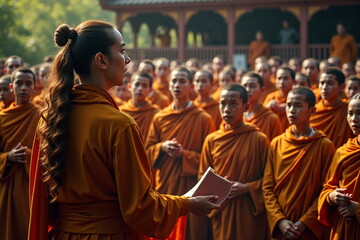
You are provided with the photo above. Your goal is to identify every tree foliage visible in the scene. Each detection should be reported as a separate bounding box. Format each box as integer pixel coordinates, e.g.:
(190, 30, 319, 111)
(0, 0, 114, 65)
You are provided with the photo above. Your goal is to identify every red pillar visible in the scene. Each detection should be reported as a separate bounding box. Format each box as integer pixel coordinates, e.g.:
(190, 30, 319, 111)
(178, 10, 185, 62)
(299, 5, 308, 60)
(227, 8, 235, 64)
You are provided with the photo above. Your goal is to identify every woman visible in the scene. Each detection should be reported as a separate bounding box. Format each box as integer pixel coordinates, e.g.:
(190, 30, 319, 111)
(28, 20, 218, 240)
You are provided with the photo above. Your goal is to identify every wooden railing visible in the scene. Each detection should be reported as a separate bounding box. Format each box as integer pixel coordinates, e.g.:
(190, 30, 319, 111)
(126, 44, 359, 63)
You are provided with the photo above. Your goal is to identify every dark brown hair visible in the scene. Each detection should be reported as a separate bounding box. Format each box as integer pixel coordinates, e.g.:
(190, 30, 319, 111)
(40, 20, 117, 202)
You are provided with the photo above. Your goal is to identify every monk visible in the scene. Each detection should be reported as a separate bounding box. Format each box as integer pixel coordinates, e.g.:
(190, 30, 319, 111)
(342, 62, 356, 78)
(138, 59, 170, 109)
(248, 31, 270, 70)
(330, 23, 357, 64)
(255, 62, 277, 104)
(345, 76, 360, 99)
(0, 67, 40, 240)
(356, 58, 360, 78)
(153, 57, 172, 101)
(120, 71, 160, 141)
(211, 55, 225, 87)
(242, 72, 282, 140)
(193, 70, 222, 129)
(264, 67, 296, 130)
(0, 74, 14, 110)
(310, 67, 354, 148)
(288, 57, 301, 73)
(294, 73, 311, 88)
(33, 62, 51, 107)
(199, 83, 269, 240)
(4, 55, 22, 75)
(302, 58, 319, 89)
(269, 56, 283, 84)
(318, 93, 360, 239)
(211, 70, 235, 101)
(146, 67, 215, 240)
(263, 87, 335, 240)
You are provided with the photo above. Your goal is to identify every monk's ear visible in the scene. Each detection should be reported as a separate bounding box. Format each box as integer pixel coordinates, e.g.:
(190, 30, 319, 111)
(243, 102, 249, 112)
(94, 52, 108, 70)
(310, 106, 316, 115)
(339, 83, 346, 91)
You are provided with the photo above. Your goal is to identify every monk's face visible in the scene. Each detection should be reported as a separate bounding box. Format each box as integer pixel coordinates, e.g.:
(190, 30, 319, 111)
(347, 99, 360, 135)
(276, 69, 294, 95)
(255, 64, 271, 84)
(219, 73, 234, 87)
(319, 73, 342, 101)
(170, 70, 193, 100)
(212, 57, 224, 74)
(286, 93, 314, 126)
(293, 75, 309, 88)
(194, 72, 212, 96)
(302, 60, 319, 84)
(241, 76, 262, 104)
(342, 63, 355, 78)
(10, 72, 35, 105)
(130, 75, 151, 103)
(220, 90, 248, 126)
(289, 59, 301, 73)
(155, 60, 170, 81)
(345, 80, 360, 99)
(0, 80, 14, 105)
(355, 60, 360, 75)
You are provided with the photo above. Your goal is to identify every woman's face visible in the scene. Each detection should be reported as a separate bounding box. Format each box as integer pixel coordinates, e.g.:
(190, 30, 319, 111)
(105, 29, 131, 88)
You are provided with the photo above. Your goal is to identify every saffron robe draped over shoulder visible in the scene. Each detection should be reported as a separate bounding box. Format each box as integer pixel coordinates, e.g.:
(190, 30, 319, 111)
(263, 127, 335, 239)
(330, 33, 357, 64)
(259, 82, 277, 104)
(146, 90, 170, 109)
(120, 101, 160, 140)
(244, 105, 283, 140)
(0, 103, 39, 240)
(263, 90, 289, 130)
(146, 103, 215, 195)
(28, 85, 189, 240)
(194, 98, 222, 129)
(199, 124, 269, 240)
(318, 137, 360, 240)
(310, 99, 354, 148)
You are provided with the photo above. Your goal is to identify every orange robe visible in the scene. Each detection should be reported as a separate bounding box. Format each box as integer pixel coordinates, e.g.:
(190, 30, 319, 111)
(259, 82, 277, 104)
(330, 33, 357, 64)
(244, 105, 283, 140)
(194, 98, 222, 129)
(210, 87, 221, 102)
(0, 103, 39, 240)
(146, 103, 215, 195)
(120, 101, 160, 141)
(153, 80, 173, 102)
(199, 124, 269, 240)
(263, 90, 289, 131)
(263, 127, 335, 239)
(28, 85, 189, 240)
(248, 40, 270, 69)
(146, 90, 170, 109)
(318, 137, 360, 240)
(310, 99, 354, 148)
(32, 90, 45, 108)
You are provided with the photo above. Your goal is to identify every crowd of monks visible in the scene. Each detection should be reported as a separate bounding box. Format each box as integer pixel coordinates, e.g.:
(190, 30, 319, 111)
(0, 48, 360, 240)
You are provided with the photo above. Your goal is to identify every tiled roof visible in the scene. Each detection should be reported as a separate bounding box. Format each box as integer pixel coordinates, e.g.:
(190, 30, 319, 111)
(106, 0, 231, 6)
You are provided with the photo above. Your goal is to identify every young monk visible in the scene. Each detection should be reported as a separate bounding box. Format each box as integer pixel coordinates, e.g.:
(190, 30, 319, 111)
(0, 67, 40, 240)
(264, 67, 296, 130)
(356, 58, 360, 77)
(153, 57, 172, 101)
(310, 67, 354, 148)
(288, 57, 301, 73)
(294, 73, 311, 88)
(342, 62, 356, 78)
(146, 67, 215, 240)
(263, 87, 335, 240)
(4, 55, 23, 75)
(138, 59, 170, 109)
(242, 72, 282, 140)
(0, 74, 14, 110)
(345, 76, 360, 99)
(33, 62, 51, 107)
(255, 62, 277, 104)
(302, 58, 319, 89)
(269, 56, 283, 84)
(211, 55, 225, 87)
(120, 71, 160, 140)
(28, 21, 218, 240)
(199, 83, 269, 240)
(211, 69, 235, 101)
(318, 93, 360, 239)
(193, 70, 222, 129)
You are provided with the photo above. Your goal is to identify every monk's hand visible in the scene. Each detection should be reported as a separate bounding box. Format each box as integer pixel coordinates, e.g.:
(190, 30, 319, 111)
(7, 143, 27, 164)
(228, 181, 249, 199)
(161, 138, 182, 157)
(329, 188, 352, 206)
(278, 219, 300, 239)
(293, 221, 307, 236)
(338, 201, 358, 218)
(188, 195, 220, 216)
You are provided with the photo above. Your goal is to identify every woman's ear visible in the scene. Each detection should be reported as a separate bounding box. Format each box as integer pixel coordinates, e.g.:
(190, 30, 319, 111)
(94, 52, 108, 70)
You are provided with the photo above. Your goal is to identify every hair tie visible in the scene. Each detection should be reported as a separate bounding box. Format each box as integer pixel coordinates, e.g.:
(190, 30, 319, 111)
(68, 28, 77, 41)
